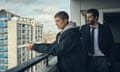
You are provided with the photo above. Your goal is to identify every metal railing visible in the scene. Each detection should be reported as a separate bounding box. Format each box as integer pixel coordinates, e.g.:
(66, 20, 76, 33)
(6, 54, 51, 72)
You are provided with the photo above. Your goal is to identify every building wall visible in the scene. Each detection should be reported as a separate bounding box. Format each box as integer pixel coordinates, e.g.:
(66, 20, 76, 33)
(80, 0, 120, 10)
(8, 20, 17, 69)
(70, 0, 81, 26)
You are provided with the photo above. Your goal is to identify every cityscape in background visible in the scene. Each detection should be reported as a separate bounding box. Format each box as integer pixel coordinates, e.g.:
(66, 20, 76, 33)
(0, 9, 45, 72)
(0, 0, 120, 72)
(0, 0, 70, 72)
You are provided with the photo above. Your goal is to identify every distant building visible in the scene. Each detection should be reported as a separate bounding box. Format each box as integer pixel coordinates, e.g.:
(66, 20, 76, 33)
(43, 31, 57, 43)
(0, 9, 43, 72)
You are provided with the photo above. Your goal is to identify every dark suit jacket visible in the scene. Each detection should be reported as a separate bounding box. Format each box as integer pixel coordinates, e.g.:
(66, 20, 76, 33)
(81, 23, 115, 62)
(32, 27, 85, 72)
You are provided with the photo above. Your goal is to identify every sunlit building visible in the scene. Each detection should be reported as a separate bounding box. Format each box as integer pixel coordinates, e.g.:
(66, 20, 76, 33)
(0, 9, 43, 72)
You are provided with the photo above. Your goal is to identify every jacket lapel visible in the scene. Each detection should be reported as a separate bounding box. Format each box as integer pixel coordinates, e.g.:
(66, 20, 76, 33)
(56, 32, 62, 44)
(85, 24, 90, 40)
(98, 24, 103, 49)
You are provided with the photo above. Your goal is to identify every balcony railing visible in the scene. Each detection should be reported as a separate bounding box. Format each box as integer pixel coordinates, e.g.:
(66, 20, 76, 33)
(6, 54, 57, 72)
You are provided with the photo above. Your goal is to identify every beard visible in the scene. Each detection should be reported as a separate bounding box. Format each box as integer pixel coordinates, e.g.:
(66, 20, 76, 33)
(87, 20, 96, 25)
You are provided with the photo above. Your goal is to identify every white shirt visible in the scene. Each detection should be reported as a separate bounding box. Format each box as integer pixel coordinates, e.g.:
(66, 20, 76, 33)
(90, 24, 104, 56)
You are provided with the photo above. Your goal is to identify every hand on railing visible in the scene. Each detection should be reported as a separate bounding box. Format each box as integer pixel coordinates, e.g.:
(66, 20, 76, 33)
(27, 41, 34, 50)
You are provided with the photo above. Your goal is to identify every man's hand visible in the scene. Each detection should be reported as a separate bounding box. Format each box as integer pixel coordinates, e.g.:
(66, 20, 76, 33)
(28, 42, 34, 50)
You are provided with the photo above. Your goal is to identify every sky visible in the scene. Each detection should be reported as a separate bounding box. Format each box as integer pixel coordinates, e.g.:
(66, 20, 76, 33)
(0, 0, 70, 33)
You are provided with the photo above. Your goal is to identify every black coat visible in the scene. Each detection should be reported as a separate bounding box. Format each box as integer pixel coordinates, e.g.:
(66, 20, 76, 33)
(81, 23, 115, 62)
(32, 27, 86, 72)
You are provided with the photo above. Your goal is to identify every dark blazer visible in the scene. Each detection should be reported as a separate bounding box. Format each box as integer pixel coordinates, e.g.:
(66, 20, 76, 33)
(81, 23, 115, 62)
(32, 27, 85, 72)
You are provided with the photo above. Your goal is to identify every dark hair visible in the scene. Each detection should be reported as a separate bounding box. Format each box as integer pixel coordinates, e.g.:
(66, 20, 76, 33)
(87, 8, 99, 19)
(54, 11, 69, 20)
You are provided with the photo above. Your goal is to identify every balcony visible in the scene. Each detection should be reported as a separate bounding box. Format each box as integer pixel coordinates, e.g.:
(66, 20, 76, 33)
(5, 43, 120, 72)
(6, 54, 57, 72)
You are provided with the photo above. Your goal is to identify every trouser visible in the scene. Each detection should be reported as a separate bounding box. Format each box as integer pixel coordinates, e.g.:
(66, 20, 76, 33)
(87, 56, 109, 72)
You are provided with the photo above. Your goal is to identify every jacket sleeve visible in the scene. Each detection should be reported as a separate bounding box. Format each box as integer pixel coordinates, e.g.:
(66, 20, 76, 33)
(32, 30, 80, 56)
(105, 25, 116, 62)
(106, 26, 115, 49)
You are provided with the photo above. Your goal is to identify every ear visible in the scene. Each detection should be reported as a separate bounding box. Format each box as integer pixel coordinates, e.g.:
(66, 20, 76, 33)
(95, 16, 98, 21)
(64, 19, 68, 24)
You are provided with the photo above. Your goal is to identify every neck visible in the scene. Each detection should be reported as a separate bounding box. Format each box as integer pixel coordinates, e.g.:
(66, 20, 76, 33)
(91, 22, 97, 27)
(61, 25, 67, 30)
(62, 22, 69, 30)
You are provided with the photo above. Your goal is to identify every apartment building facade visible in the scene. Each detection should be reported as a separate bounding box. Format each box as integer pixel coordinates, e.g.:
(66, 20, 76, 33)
(0, 9, 43, 72)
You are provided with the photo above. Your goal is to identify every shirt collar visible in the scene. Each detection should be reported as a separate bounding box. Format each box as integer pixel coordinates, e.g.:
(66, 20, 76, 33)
(90, 23, 99, 29)
(62, 21, 76, 32)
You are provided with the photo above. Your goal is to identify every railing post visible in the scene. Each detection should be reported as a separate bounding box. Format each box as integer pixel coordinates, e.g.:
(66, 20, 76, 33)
(46, 56, 49, 66)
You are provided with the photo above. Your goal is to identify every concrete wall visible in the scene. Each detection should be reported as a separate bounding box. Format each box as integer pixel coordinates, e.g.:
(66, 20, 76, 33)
(80, 0, 120, 10)
(70, 0, 80, 26)
(8, 20, 17, 69)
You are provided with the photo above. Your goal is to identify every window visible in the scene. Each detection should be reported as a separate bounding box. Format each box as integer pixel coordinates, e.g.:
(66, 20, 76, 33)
(0, 34, 7, 39)
(0, 48, 7, 52)
(0, 54, 8, 58)
(0, 22, 7, 27)
(0, 40, 8, 45)
(17, 47, 22, 65)
(0, 66, 7, 71)
(0, 28, 7, 33)
(0, 59, 8, 64)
